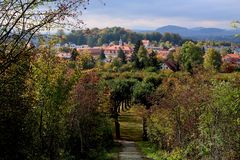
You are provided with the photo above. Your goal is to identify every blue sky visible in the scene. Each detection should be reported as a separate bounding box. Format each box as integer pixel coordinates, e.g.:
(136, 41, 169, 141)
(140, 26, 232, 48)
(80, 0, 240, 30)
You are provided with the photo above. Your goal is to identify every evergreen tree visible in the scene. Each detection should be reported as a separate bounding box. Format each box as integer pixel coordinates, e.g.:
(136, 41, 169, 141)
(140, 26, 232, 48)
(117, 48, 127, 64)
(137, 46, 149, 69)
(131, 40, 143, 62)
(99, 49, 106, 61)
(71, 48, 79, 61)
(149, 50, 158, 68)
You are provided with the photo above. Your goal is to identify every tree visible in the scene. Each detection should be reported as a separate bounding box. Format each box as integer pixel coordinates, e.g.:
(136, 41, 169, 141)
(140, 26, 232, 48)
(133, 82, 154, 140)
(231, 20, 240, 37)
(99, 49, 106, 61)
(131, 40, 142, 66)
(0, 0, 89, 75)
(71, 48, 79, 61)
(149, 50, 158, 68)
(68, 72, 113, 159)
(199, 82, 240, 159)
(117, 48, 127, 64)
(137, 46, 149, 69)
(79, 50, 95, 69)
(180, 41, 204, 72)
(0, 47, 32, 159)
(108, 79, 137, 139)
(220, 47, 232, 57)
(203, 48, 222, 71)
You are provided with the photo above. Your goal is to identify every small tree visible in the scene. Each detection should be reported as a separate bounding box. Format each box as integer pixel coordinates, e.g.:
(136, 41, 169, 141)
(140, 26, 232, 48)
(79, 50, 95, 69)
(117, 48, 127, 64)
(149, 50, 158, 68)
(99, 49, 106, 61)
(203, 48, 222, 71)
(71, 48, 79, 61)
(137, 46, 149, 69)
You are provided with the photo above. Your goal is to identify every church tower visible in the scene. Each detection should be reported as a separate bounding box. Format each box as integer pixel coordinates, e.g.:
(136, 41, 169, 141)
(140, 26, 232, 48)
(119, 38, 123, 46)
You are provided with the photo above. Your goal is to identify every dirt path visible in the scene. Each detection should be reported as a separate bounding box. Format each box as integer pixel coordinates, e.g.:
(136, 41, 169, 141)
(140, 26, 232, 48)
(118, 140, 149, 160)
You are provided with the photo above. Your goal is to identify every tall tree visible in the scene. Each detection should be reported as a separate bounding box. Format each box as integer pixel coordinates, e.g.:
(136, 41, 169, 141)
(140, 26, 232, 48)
(137, 46, 149, 69)
(131, 40, 142, 65)
(149, 50, 158, 68)
(0, 48, 32, 159)
(117, 48, 127, 64)
(133, 82, 154, 140)
(0, 0, 89, 75)
(30, 45, 77, 159)
(108, 79, 137, 139)
(180, 41, 204, 72)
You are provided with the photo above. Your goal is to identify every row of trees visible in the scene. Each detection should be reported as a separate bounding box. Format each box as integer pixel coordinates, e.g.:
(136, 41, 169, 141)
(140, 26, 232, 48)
(1, 40, 113, 159)
(58, 27, 184, 46)
(167, 41, 236, 73)
(145, 72, 240, 159)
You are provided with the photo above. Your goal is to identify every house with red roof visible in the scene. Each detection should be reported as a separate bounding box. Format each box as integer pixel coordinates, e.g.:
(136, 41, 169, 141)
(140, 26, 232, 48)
(77, 47, 102, 58)
(223, 54, 240, 65)
(103, 39, 133, 59)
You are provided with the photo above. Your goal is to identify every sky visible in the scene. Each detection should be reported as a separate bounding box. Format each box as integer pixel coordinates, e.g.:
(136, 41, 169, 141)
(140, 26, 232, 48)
(80, 0, 240, 30)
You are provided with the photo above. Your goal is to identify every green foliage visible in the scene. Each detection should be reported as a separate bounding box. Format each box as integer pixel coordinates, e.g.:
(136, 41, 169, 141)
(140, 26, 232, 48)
(220, 47, 232, 56)
(29, 49, 77, 159)
(111, 58, 121, 71)
(99, 49, 106, 61)
(161, 32, 183, 45)
(199, 82, 240, 159)
(149, 50, 159, 68)
(71, 48, 79, 61)
(78, 50, 95, 69)
(66, 72, 113, 159)
(203, 48, 222, 71)
(137, 142, 186, 160)
(0, 49, 32, 159)
(137, 46, 149, 69)
(61, 27, 184, 47)
(117, 48, 127, 64)
(133, 81, 154, 108)
(180, 41, 204, 72)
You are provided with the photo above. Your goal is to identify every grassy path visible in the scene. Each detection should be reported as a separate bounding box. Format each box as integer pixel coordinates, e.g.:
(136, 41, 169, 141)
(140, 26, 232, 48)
(118, 107, 143, 141)
(118, 140, 150, 160)
(111, 107, 152, 160)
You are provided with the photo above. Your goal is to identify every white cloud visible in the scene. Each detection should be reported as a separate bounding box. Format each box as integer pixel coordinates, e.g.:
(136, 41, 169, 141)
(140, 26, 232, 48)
(81, 14, 232, 30)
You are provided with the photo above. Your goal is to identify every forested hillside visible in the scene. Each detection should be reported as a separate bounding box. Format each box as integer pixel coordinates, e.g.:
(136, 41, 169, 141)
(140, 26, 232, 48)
(59, 27, 183, 46)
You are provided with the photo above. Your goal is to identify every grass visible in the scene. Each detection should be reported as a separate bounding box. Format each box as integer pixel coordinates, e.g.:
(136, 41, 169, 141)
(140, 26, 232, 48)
(100, 141, 122, 160)
(112, 106, 144, 141)
(137, 141, 185, 160)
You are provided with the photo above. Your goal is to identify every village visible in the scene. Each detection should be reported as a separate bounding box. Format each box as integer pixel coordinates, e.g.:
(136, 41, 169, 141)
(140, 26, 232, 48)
(56, 39, 240, 71)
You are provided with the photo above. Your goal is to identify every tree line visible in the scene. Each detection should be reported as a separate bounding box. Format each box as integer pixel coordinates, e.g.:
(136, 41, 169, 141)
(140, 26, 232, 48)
(58, 27, 184, 46)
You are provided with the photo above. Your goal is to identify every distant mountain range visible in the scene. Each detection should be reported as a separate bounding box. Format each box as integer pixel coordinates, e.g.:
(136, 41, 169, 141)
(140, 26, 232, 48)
(137, 25, 240, 42)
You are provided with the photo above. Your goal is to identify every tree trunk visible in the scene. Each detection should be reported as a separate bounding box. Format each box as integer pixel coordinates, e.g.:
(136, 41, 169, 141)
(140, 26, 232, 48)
(115, 117, 120, 139)
(142, 115, 148, 141)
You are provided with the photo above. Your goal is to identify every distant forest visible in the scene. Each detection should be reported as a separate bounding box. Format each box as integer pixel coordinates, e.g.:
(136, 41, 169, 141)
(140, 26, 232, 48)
(57, 27, 184, 47)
